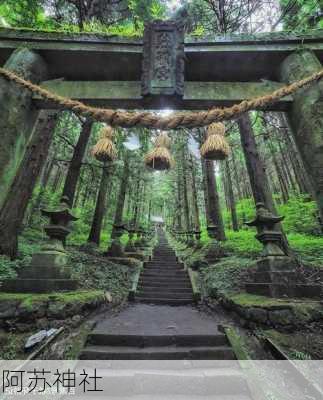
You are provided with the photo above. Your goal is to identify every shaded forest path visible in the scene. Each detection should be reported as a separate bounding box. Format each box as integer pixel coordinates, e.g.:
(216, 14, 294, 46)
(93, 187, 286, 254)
(80, 231, 235, 360)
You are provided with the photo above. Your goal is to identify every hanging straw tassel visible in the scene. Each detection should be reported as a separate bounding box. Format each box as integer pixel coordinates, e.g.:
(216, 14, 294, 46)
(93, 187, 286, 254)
(200, 122, 230, 160)
(92, 125, 117, 162)
(144, 132, 175, 171)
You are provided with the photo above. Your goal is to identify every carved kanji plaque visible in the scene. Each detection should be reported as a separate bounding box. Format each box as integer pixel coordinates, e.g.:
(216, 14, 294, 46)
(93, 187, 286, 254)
(142, 20, 185, 98)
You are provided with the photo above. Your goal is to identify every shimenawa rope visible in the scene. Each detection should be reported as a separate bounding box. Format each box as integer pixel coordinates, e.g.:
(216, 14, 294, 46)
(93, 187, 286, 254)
(0, 67, 322, 129)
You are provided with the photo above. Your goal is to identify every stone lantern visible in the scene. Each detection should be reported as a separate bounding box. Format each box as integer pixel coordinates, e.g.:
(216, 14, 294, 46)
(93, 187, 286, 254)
(125, 226, 137, 252)
(204, 224, 224, 260)
(1, 196, 78, 293)
(245, 203, 321, 298)
(245, 202, 285, 257)
(106, 224, 127, 257)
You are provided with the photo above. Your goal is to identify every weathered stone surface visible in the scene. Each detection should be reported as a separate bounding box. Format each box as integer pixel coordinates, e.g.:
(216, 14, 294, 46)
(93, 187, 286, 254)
(248, 307, 268, 324)
(0, 290, 105, 330)
(268, 309, 294, 326)
(0, 299, 19, 319)
(280, 50, 323, 222)
(142, 20, 184, 98)
(0, 47, 47, 207)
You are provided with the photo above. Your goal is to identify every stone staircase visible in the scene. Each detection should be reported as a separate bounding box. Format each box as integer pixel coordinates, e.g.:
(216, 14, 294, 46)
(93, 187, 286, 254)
(79, 305, 236, 360)
(79, 231, 237, 362)
(136, 231, 194, 305)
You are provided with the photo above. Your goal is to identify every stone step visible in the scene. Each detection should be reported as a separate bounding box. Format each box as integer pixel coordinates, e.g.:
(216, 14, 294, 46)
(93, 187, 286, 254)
(137, 287, 193, 295)
(139, 283, 192, 290)
(246, 283, 322, 298)
(87, 333, 229, 347)
(139, 275, 191, 285)
(137, 291, 194, 299)
(80, 345, 236, 360)
(136, 297, 193, 306)
(144, 266, 184, 271)
(146, 262, 183, 267)
(141, 271, 189, 277)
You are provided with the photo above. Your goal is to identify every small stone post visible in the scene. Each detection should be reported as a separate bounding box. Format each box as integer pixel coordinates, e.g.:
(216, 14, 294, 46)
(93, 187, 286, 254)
(1, 196, 78, 293)
(0, 48, 48, 208)
(106, 224, 126, 257)
(203, 225, 224, 261)
(125, 227, 137, 252)
(280, 50, 323, 222)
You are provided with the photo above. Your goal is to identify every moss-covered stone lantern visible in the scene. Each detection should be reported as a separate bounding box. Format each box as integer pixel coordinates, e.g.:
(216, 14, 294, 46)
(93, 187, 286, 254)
(1, 196, 78, 293)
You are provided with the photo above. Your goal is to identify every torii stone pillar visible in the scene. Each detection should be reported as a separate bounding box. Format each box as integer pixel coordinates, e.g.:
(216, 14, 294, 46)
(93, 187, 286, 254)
(280, 50, 323, 222)
(0, 47, 48, 208)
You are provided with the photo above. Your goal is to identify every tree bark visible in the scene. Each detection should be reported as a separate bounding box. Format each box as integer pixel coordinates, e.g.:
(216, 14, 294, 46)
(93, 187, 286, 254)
(203, 159, 226, 241)
(238, 113, 290, 253)
(0, 112, 58, 259)
(190, 155, 201, 231)
(181, 147, 191, 232)
(224, 159, 239, 231)
(111, 155, 130, 236)
(87, 163, 111, 245)
(280, 50, 323, 222)
(238, 114, 277, 210)
(62, 119, 93, 207)
(0, 48, 48, 208)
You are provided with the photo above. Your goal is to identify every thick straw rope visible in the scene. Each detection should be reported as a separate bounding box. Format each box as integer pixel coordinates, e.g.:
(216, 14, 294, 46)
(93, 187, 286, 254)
(0, 67, 322, 129)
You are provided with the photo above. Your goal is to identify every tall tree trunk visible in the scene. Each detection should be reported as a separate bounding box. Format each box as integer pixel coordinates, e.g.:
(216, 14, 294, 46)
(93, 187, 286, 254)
(201, 157, 210, 226)
(62, 119, 93, 206)
(176, 164, 183, 230)
(279, 113, 314, 196)
(190, 155, 201, 231)
(181, 147, 191, 232)
(111, 155, 130, 236)
(231, 149, 244, 200)
(203, 159, 226, 241)
(224, 159, 239, 231)
(238, 114, 277, 210)
(238, 114, 289, 253)
(87, 163, 111, 245)
(0, 112, 58, 259)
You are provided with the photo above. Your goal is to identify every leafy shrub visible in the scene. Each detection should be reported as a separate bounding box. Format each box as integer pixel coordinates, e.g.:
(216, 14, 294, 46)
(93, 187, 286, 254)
(277, 195, 319, 235)
(200, 256, 255, 297)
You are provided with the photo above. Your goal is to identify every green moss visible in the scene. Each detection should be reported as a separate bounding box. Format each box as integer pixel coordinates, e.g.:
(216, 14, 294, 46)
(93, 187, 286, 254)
(229, 292, 322, 310)
(228, 293, 292, 307)
(0, 290, 104, 307)
(63, 323, 93, 359)
(224, 326, 251, 360)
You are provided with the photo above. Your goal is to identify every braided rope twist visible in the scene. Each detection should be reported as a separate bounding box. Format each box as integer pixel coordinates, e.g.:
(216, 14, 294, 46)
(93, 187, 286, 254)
(0, 67, 322, 129)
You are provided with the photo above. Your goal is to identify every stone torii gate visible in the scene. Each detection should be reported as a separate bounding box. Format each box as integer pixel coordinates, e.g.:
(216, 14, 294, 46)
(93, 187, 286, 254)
(0, 23, 322, 220)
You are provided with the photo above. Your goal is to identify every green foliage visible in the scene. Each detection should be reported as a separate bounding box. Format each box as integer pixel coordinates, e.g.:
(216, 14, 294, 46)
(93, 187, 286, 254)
(280, 0, 323, 30)
(223, 195, 320, 236)
(69, 248, 131, 302)
(200, 256, 255, 297)
(277, 195, 319, 235)
(223, 230, 262, 258)
(288, 233, 323, 266)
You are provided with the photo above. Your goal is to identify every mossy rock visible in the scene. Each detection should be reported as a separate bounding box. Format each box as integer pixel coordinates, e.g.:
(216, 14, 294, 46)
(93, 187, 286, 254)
(0, 290, 105, 327)
(225, 292, 323, 329)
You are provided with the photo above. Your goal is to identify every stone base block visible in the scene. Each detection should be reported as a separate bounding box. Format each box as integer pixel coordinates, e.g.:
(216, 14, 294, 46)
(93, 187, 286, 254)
(246, 283, 322, 298)
(18, 265, 72, 280)
(256, 256, 296, 272)
(253, 271, 297, 284)
(1, 278, 78, 293)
